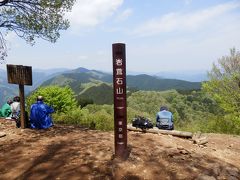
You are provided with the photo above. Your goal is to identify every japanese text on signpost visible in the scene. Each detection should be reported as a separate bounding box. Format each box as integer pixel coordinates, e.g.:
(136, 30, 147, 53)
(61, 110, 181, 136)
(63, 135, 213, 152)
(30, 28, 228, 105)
(112, 43, 127, 158)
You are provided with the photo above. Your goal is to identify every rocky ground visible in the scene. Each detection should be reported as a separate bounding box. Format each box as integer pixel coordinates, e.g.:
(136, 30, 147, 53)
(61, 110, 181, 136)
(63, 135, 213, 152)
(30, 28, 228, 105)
(0, 119, 240, 180)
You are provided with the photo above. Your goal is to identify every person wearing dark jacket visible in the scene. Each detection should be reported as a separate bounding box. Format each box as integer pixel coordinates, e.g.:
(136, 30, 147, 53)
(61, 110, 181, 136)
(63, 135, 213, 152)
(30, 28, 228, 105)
(30, 96, 54, 129)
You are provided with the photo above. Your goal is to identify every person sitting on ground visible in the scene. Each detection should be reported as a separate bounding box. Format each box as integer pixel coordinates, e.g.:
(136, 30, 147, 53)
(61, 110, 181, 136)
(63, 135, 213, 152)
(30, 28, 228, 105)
(30, 96, 54, 129)
(156, 106, 174, 130)
(0, 99, 13, 118)
(11, 96, 20, 119)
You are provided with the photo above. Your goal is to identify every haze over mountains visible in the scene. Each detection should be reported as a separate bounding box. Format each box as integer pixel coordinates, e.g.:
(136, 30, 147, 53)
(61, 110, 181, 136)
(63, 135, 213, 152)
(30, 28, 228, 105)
(0, 67, 205, 106)
(41, 67, 202, 90)
(155, 70, 208, 82)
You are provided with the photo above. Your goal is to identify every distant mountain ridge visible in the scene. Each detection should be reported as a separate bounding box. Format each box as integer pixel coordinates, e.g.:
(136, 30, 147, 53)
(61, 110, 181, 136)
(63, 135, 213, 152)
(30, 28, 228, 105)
(0, 69, 19, 106)
(127, 74, 201, 91)
(155, 70, 208, 82)
(0, 67, 203, 106)
(39, 68, 202, 105)
(0, 68, 70, 106)
(41, 69, 201, 91)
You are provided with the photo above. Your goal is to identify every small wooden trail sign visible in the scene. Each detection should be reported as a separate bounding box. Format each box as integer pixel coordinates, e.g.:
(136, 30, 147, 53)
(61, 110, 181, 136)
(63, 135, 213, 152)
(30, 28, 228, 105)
(7, 64, 32, 128)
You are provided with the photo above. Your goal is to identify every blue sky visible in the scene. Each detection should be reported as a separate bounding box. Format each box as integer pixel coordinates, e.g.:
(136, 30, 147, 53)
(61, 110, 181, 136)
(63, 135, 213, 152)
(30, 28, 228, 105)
(1, 0, 240, 73)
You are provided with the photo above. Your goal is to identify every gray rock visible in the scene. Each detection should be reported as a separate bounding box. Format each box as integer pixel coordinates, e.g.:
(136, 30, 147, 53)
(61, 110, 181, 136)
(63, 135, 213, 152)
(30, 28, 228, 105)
(212, 165, 221, 176)
(196, 174, 216, 180)
(226, 167, 240, 177)
(177, 146, 184, 150)
(225, 176, 239, 180)
(0, 132, 6, 138)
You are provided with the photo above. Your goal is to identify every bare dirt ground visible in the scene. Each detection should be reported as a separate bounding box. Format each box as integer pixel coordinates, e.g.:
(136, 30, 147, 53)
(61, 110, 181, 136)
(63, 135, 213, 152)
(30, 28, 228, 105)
(0, 119, 240, 180)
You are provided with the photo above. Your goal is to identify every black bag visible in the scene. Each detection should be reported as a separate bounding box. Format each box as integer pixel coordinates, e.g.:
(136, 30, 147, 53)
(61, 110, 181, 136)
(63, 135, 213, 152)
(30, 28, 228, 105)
(132, 116, 153, 129)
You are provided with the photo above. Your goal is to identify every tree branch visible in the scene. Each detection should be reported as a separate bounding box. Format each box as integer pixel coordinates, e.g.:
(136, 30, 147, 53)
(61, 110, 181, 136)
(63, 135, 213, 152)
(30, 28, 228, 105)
(0, 0, 9, 6)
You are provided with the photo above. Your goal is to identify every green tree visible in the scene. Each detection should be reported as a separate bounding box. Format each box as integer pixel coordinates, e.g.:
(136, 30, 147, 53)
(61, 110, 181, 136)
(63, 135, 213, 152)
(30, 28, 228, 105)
(203, 48, 240, 118)
(27, 85, 77, 113)
(0, 0, 75, 61)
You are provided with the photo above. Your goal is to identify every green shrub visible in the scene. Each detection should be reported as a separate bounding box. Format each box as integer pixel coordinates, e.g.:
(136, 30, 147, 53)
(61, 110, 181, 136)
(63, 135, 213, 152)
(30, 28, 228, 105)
(53, 108, 90, 126)
(53, 106, 114, 131)
(27, 85, 77, 113)
(27, 85, 239, 134)
(84, 104, 113, 115)
(92, 110, 114, 131)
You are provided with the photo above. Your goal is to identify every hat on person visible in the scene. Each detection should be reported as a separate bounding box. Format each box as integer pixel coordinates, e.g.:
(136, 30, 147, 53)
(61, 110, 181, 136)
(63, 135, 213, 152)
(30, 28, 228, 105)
(160, 106, 168, 111)
(7, 99, 13, 105)
(13, 96, 20, 102)
(37, 96, 44, 101)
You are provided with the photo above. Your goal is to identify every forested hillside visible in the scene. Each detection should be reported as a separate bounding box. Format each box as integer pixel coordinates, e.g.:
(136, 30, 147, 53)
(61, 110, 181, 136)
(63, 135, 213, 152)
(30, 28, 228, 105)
(0, 67, 201, 107)
(25, 85, 239, 135)
(127, 74, 201, 90)
(0, 70, 18, 106)
(2, 49, 240, 136)
(0, 85, 18, 105)
(41, 70, 201, 91)
(25, 49, 240, 135)
(39, 69, 201, 105)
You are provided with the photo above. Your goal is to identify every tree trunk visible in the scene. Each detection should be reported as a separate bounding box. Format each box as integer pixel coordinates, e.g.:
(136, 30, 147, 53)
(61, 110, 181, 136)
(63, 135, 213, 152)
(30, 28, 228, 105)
(127, 125, 193, 138)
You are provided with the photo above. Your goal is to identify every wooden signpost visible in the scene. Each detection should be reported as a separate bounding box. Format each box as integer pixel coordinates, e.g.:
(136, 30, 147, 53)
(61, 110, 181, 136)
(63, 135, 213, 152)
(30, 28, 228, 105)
(112, 43, 128, 159)
(7, 64, 32, 128)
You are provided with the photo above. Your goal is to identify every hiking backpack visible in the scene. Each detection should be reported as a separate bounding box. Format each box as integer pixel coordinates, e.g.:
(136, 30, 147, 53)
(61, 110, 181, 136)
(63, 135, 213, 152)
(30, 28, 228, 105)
(132, 116, 153, 129)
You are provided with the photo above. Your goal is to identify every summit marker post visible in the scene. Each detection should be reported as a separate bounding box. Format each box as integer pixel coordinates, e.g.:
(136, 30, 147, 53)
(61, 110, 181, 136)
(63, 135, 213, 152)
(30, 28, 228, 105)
(112, 43, 127, 159)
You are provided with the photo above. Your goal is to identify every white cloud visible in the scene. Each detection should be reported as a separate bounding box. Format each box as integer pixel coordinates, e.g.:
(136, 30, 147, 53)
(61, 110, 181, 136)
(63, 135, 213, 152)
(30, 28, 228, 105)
(5, 32, 20, 49)
(127, 15, 240, 72)
(5, 32, 17, 42)
(116, 8, 133, 21)
(184, 0, 192, 5)
(66, 0, 123, 30)
(77, 55, 88, 60)
(96, 50, 106, 56)
(132, 1, 240, 37)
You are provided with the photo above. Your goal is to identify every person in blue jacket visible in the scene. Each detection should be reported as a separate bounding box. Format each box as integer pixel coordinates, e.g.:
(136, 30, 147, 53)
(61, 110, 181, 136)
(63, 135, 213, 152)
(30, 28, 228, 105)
(30, 96, 54, 129)
(156, 106, 174, 130)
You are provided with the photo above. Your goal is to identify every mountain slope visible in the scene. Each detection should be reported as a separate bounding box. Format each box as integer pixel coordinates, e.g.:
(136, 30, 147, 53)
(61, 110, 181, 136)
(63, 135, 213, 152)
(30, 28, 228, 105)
(0, 70, 19, 106)
(127, 74, 201, 91)
(39, 70, 201, 105)
(0, 85, 18, 106)
(0, 68, 67, 106)
(41, 70, 201, 92)
(78, 83, 113, 105)
(0, 67, 202, 106)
